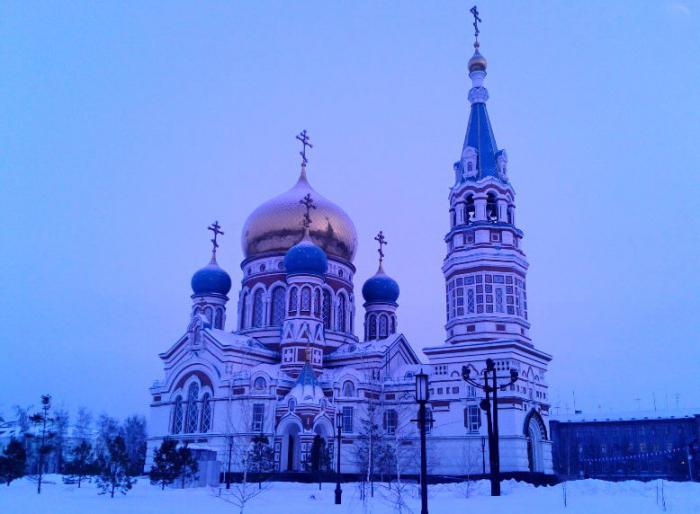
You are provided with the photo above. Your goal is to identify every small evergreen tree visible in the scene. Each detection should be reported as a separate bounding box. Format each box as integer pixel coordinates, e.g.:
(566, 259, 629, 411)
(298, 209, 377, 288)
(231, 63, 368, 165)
(176, 445, 199, 488)
(308, 435, 331, 490)
(66, 440, 95, 488)
(96, 436, 135, 498)
(247, 434, 275, 489)
(0, 438, 27, 486)
(149, 439, 180, 490)
(28, 394, 55, 494)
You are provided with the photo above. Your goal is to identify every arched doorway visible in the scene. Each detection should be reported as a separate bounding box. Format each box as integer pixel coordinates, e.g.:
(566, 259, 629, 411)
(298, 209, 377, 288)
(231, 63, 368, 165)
(280, 422, 302, 472)
(524, 410, 547, 473)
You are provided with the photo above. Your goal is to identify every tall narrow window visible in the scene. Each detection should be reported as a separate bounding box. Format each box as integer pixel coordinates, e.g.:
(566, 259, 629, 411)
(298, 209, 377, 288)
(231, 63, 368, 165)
(199, 393, 211, 433)
(252, 403, 265, 432)
(342, 406, 354, 433)
(467, 289, 475, 313)
(390, 316, 396, 334)
(336, 295, 346, 332)
(289, 287, 298, 314)
(240, 293, 248, 329)
(205, 307, 214, 324)
(465, 405, 481, 433)
(368, 314, 377, 339)
(185, 382, 200, 433)
(378, 315, 388, 338)
(270, 286, 285, 327)
(314, 289, 321, 317)
(322, 289, 332, 329)
(214, 308, 224, 329)
(301, 287, 311, 313)
(383, 409, 398, 435)
(253, 289, 265, 327)
(171, 396, 183, 434)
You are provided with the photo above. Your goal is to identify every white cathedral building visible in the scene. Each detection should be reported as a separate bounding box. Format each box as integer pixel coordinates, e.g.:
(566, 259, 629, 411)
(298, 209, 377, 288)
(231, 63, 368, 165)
(146, 29, 553, 482)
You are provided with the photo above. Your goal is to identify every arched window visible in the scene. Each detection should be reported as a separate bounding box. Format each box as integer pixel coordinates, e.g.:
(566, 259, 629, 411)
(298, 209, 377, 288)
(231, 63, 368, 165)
(314, 289, 321, 317)
(383, 409, 398, 435)
(240, 292, 248, 329)
(465, 195, 475, 224)
(254, 377, 267, 391)
(171, 396, 183, 434)
(467, 162, 473, 172)
(270, 286, 285, 327)
(390, 316, 396, 334)
(322, 289, 332, 329)
(214, 308, 224, 329)
(378, 314, 388, 338)
(289, 287, 298, 315)
(300, 287, 311, 313)
(204, 306, 214, 325)
(199, 393, 212, 433)
(253, 289, 265, 327)
(342, 381, 355, 397)
(336, 294, 346, 332)
(450, 210, 456, 227)
(368, 314, 377, 340)
(185, 382, 200, 433)
(486, 193, 498, 222)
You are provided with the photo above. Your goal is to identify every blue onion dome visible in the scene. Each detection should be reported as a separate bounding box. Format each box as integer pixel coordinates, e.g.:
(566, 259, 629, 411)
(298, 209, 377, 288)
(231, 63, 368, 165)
(362, 265, 400, 305)
(191, 255, 232, 296)
(284, 232, 328, 276)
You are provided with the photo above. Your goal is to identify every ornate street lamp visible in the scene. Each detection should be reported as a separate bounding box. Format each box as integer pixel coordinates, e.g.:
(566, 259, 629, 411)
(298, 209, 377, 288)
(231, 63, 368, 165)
(335, 411, 343, 505)
(415, 370, 429, 514)
(462, 358, 518, 496)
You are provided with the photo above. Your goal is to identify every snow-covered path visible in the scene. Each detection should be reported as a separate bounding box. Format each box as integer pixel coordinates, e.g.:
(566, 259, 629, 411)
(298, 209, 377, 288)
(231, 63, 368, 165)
(1, 476, 699, 513)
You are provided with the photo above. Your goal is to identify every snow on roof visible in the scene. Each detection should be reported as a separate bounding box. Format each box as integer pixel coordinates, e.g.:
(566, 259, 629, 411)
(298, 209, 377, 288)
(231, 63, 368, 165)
(551, 407, 700, 423)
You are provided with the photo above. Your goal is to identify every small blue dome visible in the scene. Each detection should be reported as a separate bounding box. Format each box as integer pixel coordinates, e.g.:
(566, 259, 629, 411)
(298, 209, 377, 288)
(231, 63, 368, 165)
(362, 268, 400, 304)
(284, 237, 328, 276)
(191, 258, 232, 296)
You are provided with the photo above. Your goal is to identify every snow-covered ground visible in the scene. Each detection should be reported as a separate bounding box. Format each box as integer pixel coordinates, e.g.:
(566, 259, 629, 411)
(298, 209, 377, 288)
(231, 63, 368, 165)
(2, 475, 699, 514)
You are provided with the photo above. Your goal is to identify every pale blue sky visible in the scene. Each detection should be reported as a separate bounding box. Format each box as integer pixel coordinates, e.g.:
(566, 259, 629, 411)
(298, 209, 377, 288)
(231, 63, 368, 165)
(1, 1, 699, 420)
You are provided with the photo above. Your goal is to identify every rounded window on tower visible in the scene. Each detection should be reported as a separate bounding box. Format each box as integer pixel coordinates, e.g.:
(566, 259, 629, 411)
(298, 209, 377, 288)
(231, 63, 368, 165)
(254, 377, 267, 391)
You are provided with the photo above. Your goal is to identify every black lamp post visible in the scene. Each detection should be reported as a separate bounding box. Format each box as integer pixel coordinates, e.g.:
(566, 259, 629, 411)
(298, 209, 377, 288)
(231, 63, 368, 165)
(461, 358, 518, 496)
(415, 370, 429, 514)
(334, 411, 343, 505)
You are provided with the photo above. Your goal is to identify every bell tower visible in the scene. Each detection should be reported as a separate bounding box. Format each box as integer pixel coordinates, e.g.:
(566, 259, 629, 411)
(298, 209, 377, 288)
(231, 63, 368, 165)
(443, 27, 530, 346)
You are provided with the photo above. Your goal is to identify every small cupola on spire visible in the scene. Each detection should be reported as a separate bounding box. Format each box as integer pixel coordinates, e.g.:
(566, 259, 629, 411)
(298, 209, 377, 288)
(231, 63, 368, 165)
(190, 221, 231, 330)
(362, 231, 400, 341)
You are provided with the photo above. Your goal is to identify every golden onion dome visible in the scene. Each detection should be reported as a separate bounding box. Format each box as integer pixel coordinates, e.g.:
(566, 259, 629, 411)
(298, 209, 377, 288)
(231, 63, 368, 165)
(468, 47, 487, 72)
(241, 167, 358, 262)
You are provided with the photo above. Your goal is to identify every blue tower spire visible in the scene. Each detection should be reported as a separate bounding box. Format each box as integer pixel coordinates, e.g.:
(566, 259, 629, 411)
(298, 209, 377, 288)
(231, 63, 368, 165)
(454, 11, 509, 185)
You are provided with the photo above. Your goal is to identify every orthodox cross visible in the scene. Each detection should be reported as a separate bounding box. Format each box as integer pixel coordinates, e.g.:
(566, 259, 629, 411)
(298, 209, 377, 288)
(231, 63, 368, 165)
(470, 5, 482, 45)
(207, 220, 224, 256)
(374, 230, 387, 265)
(296, 129, 313, 166)
(300, 193, 316, 229)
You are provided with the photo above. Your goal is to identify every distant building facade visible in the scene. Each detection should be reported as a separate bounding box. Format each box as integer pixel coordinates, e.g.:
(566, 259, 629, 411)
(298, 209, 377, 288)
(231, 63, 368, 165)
(550, 411, 700, 481)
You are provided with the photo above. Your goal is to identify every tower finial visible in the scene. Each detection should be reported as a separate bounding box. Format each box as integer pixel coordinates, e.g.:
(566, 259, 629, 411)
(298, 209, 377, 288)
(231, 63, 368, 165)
(470, 5, 482, 48)
(296, 129, 313, 169)
(374, 230, 388, 271)
(207, 220, 224, 261)
(299, 193, 317, 237)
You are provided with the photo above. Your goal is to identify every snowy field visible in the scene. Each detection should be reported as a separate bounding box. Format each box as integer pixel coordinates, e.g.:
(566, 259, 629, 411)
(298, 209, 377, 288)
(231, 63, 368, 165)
(2, 475, 700, 514)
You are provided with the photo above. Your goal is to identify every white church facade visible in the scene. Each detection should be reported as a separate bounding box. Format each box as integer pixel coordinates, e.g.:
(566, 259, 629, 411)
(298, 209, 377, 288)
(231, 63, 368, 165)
(146, 25, 553, 482)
